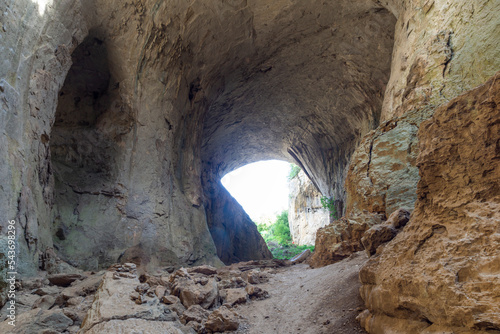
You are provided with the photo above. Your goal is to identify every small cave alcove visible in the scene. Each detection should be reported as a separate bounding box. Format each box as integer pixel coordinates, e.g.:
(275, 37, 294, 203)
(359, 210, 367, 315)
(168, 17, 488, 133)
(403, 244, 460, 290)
(49, 30, 134, 269)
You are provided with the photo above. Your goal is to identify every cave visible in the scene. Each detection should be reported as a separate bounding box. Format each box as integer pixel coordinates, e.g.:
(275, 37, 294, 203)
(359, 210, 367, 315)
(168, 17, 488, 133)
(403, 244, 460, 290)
(1, 0, 499, 333)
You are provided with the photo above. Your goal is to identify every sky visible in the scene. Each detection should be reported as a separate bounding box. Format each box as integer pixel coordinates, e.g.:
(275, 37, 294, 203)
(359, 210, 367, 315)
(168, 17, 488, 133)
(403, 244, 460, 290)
(221, 160, 291, 223)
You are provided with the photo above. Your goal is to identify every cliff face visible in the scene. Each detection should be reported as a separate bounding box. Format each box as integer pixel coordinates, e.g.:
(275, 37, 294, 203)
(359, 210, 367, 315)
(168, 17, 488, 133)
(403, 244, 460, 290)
(288, 170, 330, 246)
(359, 71, 500, 333)
(312, 0, 500, 268)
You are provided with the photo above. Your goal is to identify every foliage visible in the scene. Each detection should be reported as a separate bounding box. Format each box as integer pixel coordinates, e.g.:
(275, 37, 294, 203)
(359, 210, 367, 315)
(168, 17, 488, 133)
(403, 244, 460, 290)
(269, 243, 315, 260)
(256, 210, 315, 259)
(288, 164, 301, 180)
(257, 210, 291, 245)
(320, 195, 338, 219)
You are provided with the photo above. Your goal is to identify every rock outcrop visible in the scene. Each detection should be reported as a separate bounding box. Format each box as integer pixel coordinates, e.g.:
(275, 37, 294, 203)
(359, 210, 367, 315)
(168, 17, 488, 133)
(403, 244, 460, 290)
(202, 173, 272, 265)
(1, 0, 499, 332)
(308, 213, 385, 268)
(288, 170, 331, 246)
(311, 0, 500, 270)
(358, 72, 500, 333)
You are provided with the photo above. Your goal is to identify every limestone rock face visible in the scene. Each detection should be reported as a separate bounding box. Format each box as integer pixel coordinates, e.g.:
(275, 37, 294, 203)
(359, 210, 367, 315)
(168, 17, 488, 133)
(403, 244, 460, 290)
(359, 72, 500, 333)
(344, 110, 425, 217)
(308, 213, 385, 268)
(288, 170, 331, 246)
(317, 0, 500, 270)
(380, 0, 500, 121)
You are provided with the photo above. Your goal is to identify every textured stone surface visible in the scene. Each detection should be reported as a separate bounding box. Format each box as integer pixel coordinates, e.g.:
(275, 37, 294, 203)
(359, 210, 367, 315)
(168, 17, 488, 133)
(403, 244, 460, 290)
(359, 72, 500, 333)
(344, 110, 425, 217)
(308, 213, 385, 268)
(81, 270, 177, 332)
(0, 0, 395, 277)
(205, 306, 240, 333)
(85, 319, 189, 334)
(380, 0, 500, 121)
(361, 209, 410, 256)
(288, 170, 331, 246)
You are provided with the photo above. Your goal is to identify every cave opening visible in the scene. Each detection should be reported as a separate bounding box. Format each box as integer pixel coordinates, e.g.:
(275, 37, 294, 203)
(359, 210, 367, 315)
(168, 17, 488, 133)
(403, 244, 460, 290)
(221, 160, 290, 223)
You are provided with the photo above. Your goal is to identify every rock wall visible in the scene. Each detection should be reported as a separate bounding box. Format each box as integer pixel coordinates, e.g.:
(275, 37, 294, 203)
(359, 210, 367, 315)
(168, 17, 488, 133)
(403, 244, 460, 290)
(202, 173, 272, 265)
(312, 0, 500, 268)
(359, 71, 500, 333)
(288, 170, 330, 246)
(0, 0, 90, 278)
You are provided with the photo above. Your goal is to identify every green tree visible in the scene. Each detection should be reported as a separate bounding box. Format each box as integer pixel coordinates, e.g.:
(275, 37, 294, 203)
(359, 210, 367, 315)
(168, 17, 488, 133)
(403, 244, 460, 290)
(270, 210, 291, 245)
(288, 164, 301, 180)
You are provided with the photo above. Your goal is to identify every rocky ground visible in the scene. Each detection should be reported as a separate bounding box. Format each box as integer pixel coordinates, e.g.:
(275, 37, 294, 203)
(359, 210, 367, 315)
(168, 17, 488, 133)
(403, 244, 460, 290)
(235, 252, 368, 334)
(0, 252, 368, 333)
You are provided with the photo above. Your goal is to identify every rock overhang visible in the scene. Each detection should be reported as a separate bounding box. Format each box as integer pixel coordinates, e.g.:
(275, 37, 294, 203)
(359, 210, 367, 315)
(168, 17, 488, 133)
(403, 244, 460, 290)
(198, 0, 396, 201)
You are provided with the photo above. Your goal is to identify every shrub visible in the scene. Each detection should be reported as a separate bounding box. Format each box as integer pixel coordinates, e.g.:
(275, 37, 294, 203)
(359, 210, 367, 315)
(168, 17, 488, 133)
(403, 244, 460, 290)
(255, 210, 315, 259)
(288, 164, 301, 180)
(320, 195, 338, 219)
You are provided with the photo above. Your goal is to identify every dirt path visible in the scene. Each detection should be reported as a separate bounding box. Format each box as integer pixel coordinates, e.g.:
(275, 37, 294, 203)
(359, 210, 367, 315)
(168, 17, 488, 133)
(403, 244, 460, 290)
(234, 252, 369, 334)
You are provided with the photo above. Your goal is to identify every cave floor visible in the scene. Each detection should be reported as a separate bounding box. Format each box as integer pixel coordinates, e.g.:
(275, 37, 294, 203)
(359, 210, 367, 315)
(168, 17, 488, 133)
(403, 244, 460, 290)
(234, 252, 369, 334)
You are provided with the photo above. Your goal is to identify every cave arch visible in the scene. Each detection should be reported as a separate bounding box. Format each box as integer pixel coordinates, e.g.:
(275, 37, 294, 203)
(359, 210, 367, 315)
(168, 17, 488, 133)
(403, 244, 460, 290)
(39, 0, 396, 269)
(198, 0, 396, 262)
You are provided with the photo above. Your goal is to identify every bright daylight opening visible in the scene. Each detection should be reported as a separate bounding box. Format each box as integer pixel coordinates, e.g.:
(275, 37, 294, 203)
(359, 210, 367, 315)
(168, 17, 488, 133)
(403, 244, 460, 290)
(221, 160, 315, 259)
(34, 0, 52, 15)
(221, 160, 290, 223)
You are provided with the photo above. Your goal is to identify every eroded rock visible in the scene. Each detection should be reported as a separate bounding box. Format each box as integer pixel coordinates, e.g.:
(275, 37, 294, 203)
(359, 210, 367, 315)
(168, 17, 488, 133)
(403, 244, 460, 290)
(205, 306, 240, 333)
(309, 213, 385, 268)
(359, 72, 500, 333)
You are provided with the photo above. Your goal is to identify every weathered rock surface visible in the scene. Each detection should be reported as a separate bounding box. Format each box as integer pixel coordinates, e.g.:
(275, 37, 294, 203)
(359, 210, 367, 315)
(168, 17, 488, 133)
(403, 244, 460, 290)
(205, 306, 240, 333)
(345, 111, 425, 217)
(47, 273, 86, 287)
(309, 213, 385, 268)
(361, 209, 410, 256)
(81, 266, 177, 332)
(359, 72, 500, 333)
(288, 170, 331, 246)
(313, 0, 500, 270)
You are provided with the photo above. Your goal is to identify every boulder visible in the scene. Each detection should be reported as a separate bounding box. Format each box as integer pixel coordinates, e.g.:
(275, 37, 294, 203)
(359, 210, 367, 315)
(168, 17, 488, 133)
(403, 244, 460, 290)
(386, 209, 410, 229)
(47, 274, 86, 287)
(172, 276, 219, 309)
(180, 305, 210, 325)
(33, 295, 56, 310)
(187, 265, 218, 276)
(361, 209, 410, 256)
(361, 225, 397, 256)
(205, 306, 239, 332)
(245, 285, 269, 300)
(0, 309, 73, 334)
(290, 249, 312, 264)
(161, 295, 180, 305)
(308, 213, 385, 268)
(222, 288, 248, 306)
